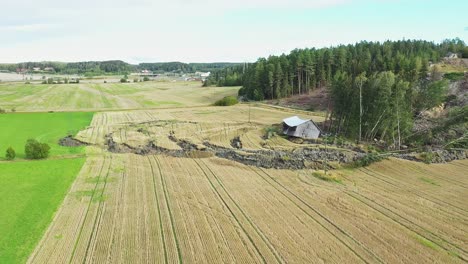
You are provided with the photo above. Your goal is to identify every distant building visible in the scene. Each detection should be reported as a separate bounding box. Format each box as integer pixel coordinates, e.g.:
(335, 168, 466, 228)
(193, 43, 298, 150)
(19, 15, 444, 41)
(282, 116, 321, 139)
(446, 52, 459, 59)
(137, 69, 158, 77)
(195, 71, 210, 77)
(33, 67, 41, 71)
(200, 72, 210, 78)
(44, 67, 55, 72)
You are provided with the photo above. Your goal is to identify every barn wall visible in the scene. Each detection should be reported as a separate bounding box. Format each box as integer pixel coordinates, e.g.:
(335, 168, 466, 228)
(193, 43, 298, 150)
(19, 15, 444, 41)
(283, 121, 320, 139)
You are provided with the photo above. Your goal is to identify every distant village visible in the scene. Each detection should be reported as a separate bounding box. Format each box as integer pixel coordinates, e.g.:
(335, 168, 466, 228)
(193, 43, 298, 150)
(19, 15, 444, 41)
(132, 70, 211, 82)
(0, 67, 211, 83)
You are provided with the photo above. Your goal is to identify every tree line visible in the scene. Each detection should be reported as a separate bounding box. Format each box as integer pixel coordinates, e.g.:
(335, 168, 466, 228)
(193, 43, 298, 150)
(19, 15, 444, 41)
(239, 39, 465, 100)
(236, 38, 466, 147)
(203, 64, 247, 87)
(0, 61, 242, 76)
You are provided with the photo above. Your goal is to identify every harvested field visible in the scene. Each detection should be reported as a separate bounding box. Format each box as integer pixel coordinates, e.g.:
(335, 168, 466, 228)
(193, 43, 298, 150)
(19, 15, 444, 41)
(75, 104, 325, 150)
(28, 106, 468, 263)
(28, 152, 468, 263)
(0, 82, 239, 112)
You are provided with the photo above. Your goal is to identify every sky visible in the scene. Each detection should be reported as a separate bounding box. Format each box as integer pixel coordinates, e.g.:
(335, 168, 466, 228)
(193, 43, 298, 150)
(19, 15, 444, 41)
(0, 0, 467, 63)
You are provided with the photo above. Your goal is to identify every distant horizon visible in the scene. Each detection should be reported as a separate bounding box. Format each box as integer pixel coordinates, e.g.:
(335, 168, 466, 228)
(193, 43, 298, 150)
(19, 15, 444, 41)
(1, 37, 466, 65)
(1, 0, 466, 63)
(0, 60, 245, 65)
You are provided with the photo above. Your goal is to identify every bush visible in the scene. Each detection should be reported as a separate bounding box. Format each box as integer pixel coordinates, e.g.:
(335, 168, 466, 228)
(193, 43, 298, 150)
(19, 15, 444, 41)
(264, 125, 281, 139)
(353, 153, 384, 167)
(214, 96, 238, 106)
(143, 76, 149, 81)
(0, 108, 5, 114)
(420, 151, 434, 164)
(5, 147, 16, 160)
(443, 72, 464, 81)
(462, 46, 468, 58)
(312, 171, 343, 184)
(25, 139, 50, 159)
(120, 78, 127, 83)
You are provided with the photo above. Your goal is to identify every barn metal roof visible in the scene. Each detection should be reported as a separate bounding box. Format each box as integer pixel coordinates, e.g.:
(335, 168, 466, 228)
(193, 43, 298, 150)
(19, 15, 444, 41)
(283, 116, 310, 127)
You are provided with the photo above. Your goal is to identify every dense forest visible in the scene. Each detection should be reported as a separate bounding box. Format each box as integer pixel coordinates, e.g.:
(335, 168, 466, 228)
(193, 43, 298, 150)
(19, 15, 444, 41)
(235, 38, 467, 147)
(203, 64, 246, 87)
(0, 61, 241, 75)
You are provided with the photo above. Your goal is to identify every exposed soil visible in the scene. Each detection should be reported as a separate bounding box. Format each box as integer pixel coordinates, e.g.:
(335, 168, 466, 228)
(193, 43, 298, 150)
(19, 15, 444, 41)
(230, 136, 243, 149)
(265, 87, 330, 111)
(58, 135, 89, 147)
(104, 132, 363, 170)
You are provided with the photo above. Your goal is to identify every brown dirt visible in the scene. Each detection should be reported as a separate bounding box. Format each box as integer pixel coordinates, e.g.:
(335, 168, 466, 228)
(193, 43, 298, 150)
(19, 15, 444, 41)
(58, 135, 89, 147)
(265, 87, 330, 111)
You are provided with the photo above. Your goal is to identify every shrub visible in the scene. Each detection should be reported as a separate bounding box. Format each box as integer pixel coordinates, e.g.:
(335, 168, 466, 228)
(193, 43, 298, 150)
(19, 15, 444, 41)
(24, 139, 50, 159)
(120, 78, 127, 83)
(214, 96, 238, 106)
(443, 72, 464, 81)
(311, 171, 343, 184)
(143, 76, 149, 81)
(354, 153, 384, 167)
(420, 151, 434, 164)
(5, 147, 16, 160)
(264, 125, 281, 139)
(133, 78, 139, 83)
(0, 108, 5, 114)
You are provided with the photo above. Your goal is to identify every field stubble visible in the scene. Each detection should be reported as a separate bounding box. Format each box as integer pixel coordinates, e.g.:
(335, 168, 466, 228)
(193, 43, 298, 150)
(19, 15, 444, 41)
(28, 105, 468, 263)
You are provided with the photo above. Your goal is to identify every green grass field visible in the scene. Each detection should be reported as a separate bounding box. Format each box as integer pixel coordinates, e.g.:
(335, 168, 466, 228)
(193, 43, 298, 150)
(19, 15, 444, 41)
(0, 112, 93, 159)
(0, 158, 86, 263)
(0, 81, 240, 112)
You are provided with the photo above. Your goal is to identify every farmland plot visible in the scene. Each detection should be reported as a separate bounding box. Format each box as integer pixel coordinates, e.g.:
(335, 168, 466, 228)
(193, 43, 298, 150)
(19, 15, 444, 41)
(29, 152, 468, 263)
(28, 106, 467, 263)
(75, 105, 325, 151)
(0, 82, 239, 112)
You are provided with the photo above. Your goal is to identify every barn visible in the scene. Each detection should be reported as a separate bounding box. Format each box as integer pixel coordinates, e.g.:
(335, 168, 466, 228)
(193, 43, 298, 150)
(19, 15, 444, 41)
(282, 116, 321, 139)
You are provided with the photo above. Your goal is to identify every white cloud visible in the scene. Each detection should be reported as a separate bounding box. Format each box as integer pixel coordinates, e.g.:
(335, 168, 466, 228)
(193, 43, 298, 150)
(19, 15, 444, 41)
(0, 0, 465, 63)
